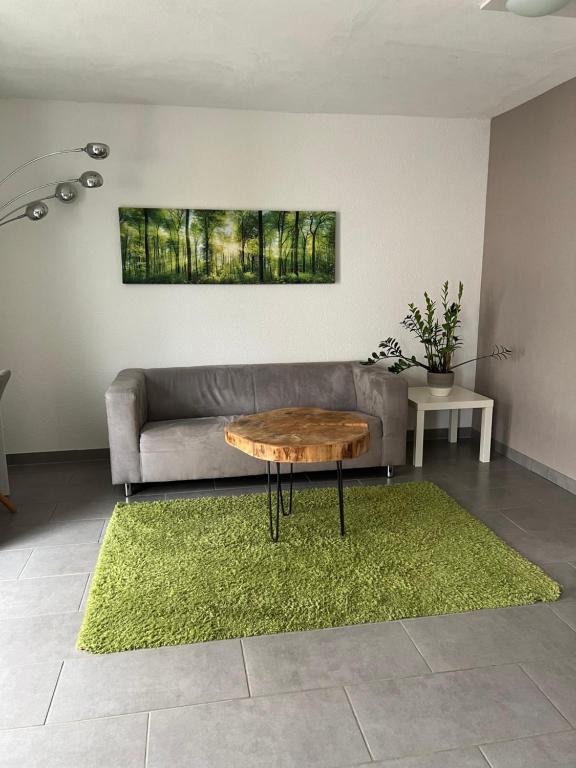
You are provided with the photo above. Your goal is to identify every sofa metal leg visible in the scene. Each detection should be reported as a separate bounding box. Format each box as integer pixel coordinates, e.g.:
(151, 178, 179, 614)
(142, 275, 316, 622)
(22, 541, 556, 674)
(124, 483, 133, 497)
(386, 465, 395, 479)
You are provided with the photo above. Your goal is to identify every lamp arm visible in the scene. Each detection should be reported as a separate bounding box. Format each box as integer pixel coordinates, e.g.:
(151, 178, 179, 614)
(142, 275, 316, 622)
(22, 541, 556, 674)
(0, 148, 84, 188)
(0, 194, 57, 224)
(0, 212, 28, 228)
(0, 179, 78, 215)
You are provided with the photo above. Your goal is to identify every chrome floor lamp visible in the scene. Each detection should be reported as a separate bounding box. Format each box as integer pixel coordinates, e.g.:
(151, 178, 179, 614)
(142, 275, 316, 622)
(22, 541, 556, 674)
(0, 141, 110, 228)
(0, 141, 110, 512)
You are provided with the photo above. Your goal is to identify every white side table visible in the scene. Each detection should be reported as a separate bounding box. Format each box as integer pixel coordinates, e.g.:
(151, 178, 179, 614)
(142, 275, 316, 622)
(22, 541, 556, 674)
(408, 385, 494, 468)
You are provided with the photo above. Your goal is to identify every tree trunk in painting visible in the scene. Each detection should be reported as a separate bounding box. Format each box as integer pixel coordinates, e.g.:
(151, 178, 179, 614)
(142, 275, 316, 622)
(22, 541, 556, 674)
(312, 231, 317, 274)
(121, 233, 129, 274)
(240, 215, 245, 272)
(203, 215, 210, 276)
(258, 210, 264, 283)
(144, 208, 150, 280)
(154, 225, 160, 276)
(277, 212, 285, 278)
(293, 211, 299, 276)
(310, 213, 329, 275)
(185, 209, 192, 282)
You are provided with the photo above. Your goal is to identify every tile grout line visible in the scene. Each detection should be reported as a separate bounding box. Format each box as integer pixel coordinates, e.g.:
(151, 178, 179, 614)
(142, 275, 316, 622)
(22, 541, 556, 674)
(1, 708, 195, 733)
(77, 573, 92, 612)
(342, 686, 375, 762)
(43, 660, 65, 725)
(477, 744, 497, 768)
(44, 692, 255, 728)
(1, 541, 103, 554)
(14, 538, 107, 550)
(143, 711, 151, 768)
(518, 663, 576, 728)
(0, 545, 34, 553)
(399, 620, 434, 673)
(48, 502, 63, 522)
(239, 638, 252, 697)
(475, 723, 576, 759)
(548, 605, 576, 635)
(19, 568, 95, 582)
(0, 571, 93, 583)
(498, 509, 537, 534)
(0, 609, 87, 627)
(15, 548, 35, 579)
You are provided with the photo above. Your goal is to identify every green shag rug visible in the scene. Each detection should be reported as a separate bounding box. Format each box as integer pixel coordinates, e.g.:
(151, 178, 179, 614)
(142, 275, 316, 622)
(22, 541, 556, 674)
(77, 482, 560, 653)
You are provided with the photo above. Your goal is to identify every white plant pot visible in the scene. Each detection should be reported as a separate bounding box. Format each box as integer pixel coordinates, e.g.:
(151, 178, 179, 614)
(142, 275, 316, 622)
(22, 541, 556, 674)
(427, 372, 455, 397)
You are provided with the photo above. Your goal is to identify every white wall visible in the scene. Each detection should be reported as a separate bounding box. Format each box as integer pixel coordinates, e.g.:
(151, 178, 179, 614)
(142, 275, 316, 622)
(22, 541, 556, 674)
(0, 99, 489, 453)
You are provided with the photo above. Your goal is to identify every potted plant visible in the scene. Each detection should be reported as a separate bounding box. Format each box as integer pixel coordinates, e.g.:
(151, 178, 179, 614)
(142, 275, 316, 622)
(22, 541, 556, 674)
(362, 281, 511, 396)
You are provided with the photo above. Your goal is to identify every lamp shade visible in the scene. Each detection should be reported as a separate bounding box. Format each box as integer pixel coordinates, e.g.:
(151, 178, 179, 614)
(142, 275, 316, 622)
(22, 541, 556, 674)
(505, 0, 570, 16)
(84, 143, 110, 159)
(79, 171, 104, 189)
(55, 182, 77, 204)
(25, 201, 49, 221)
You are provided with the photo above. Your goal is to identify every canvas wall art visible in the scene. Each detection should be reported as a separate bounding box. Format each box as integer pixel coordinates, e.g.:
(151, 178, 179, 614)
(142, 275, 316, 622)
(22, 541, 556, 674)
(119, 208, 336, 284)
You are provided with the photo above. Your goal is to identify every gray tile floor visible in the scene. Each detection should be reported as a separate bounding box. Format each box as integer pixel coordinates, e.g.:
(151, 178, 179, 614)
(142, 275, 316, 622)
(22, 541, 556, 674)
(1, 439, 576, 767)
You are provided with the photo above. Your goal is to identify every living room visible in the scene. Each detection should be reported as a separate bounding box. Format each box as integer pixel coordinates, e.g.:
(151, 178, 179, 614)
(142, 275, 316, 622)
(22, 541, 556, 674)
(0, 1, 575, 766)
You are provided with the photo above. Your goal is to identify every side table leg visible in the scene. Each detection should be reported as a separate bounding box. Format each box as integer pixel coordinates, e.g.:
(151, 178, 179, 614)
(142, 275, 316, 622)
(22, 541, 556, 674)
(414, 410, 425, 468)
(479, 406, 493, 463)
(336, 460, 345, 536)
(449, 410, 459, 444)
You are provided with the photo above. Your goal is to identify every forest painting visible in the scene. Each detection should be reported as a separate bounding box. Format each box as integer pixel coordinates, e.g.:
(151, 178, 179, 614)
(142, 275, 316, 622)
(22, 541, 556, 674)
(119, 208, 336, 284)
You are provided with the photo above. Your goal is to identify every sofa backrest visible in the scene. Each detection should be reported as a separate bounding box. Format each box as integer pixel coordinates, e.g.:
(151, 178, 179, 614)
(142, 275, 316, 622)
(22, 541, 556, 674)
(144, 362, 357, 421)
(145, 366, 255, 420)
(253, 362, 356, 412)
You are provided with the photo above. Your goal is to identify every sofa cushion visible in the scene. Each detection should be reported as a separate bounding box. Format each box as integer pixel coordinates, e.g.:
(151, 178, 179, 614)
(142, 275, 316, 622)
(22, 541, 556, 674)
(144, 366, 256, 421)
(140, 415, 263, 481)
(254, 362, 357, 413)
(139, 410, 382, 482)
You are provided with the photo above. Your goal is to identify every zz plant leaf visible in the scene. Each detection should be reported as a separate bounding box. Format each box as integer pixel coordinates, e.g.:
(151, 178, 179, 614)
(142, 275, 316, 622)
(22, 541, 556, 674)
(362, 281, 511, 374)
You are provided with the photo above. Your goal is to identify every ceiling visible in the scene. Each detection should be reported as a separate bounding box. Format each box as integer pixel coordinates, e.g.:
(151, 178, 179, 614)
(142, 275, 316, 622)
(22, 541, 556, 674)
(1, 0, 576, 118)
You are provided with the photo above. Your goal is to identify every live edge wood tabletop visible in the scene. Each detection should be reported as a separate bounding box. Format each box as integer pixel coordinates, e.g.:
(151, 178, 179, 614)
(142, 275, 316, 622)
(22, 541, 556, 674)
(224, 407, 370, 464)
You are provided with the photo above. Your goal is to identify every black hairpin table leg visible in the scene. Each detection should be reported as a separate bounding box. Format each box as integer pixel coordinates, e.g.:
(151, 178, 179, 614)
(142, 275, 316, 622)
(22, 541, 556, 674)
(336, 460, 345, 536)
(279, 463, 293, 518)
(266, 462, 294, 542)
(267, 461, 344, 540)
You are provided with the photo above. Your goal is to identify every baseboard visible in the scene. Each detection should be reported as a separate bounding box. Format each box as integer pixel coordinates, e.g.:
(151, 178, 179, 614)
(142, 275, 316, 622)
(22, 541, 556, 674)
(7, 448, 110, 466)
(473, 430, 576, 496)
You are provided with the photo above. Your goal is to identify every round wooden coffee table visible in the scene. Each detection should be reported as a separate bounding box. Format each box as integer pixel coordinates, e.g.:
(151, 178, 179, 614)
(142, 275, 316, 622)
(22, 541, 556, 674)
(224, 407, 370, 541)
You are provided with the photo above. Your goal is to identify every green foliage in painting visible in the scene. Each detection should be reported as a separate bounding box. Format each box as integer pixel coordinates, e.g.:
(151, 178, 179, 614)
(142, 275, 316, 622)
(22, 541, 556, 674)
(119, 208, 336, 284)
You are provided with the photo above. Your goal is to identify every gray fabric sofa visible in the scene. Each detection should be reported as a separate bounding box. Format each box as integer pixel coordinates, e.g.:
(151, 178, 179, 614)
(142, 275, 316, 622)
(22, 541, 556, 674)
(106, 362, 408, 493)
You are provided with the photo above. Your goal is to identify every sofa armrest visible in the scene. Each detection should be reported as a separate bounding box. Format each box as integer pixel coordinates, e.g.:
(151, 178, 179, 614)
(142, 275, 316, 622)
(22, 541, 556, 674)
(105, 369, 147, 484)
(352, 364, 408, 466)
